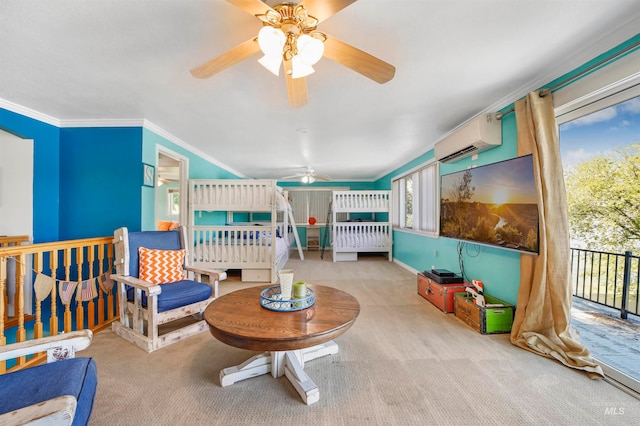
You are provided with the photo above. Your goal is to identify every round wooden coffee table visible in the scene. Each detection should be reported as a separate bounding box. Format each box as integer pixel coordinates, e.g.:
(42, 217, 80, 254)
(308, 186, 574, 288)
(204, 284, 360, 405)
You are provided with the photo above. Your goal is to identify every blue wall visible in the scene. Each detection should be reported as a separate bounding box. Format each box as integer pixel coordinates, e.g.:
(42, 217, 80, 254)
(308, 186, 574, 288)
(60, 127, 143, 239)
(1, 108, 61, 242)
(0, 112, 247, 241)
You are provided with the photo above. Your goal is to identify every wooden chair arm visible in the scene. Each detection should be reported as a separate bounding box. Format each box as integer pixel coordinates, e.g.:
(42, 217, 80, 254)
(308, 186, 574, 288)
(110, 273, 162, 296)
(0, 330, 93, 362)
(0, 395, 77, 426)
(183, 266, 227, 282)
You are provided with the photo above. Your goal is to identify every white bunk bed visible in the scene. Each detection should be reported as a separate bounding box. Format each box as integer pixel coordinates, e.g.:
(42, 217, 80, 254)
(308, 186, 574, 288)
(332, 190, 392, 262)
(189, 179, 303, 283)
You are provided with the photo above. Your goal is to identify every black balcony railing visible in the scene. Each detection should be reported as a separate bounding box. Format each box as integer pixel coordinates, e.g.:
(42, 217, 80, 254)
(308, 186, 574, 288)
(570, 248, 639, 319)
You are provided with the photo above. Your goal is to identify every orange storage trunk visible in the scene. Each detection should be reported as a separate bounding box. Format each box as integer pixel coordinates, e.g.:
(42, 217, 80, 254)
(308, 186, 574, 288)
(417, 272, 467, 313)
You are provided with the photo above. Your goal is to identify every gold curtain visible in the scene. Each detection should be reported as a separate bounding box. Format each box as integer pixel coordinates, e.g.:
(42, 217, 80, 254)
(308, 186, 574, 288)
(511, 91, 603, 378)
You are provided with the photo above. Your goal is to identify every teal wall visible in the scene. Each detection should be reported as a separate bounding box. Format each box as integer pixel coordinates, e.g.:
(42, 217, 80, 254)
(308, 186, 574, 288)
(375, 108, 522, 304)
(373, 33, 640, 305)
(142, 128, 240, 230)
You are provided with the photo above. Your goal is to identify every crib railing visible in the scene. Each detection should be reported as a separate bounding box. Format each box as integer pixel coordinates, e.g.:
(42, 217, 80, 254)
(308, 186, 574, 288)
(0, 236, 116, 373)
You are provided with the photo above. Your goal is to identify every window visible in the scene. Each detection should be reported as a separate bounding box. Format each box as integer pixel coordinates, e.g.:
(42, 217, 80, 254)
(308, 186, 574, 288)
(392, 160, 438, 234)
(553, 47, 640, 395)
(168, 189, 180, 216)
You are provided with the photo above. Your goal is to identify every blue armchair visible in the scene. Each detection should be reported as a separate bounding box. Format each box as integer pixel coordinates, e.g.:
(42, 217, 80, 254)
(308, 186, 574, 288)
(0, 330, 97, 426)
(111, 226, 226, 352)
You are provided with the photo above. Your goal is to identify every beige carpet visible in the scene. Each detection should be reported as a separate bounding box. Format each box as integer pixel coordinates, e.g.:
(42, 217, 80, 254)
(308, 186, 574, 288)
(84, 252, 639, 425)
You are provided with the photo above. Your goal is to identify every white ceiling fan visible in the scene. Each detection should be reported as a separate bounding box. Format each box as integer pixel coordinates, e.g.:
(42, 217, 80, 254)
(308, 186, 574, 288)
(279, 167, 331, 183)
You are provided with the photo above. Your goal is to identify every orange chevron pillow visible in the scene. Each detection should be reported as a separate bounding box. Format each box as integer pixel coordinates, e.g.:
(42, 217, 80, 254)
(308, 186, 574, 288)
(138, 247, 186, 284)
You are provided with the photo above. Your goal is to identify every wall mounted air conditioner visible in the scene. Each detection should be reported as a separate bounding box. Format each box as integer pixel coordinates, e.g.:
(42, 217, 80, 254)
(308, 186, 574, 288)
(434, 113, 502, 163)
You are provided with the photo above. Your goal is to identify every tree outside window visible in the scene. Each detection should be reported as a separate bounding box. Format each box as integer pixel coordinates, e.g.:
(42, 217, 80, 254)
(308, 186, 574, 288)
(168, 189, 180, 216)
(405, 176, 413, 228)
(560, 95, 640, 253)
(391, 161, 438, 234)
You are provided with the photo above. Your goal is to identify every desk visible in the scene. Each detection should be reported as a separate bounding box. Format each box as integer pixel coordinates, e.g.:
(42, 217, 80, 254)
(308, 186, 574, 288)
(306, 225, 319, 250)
(204, 284, 360, 404)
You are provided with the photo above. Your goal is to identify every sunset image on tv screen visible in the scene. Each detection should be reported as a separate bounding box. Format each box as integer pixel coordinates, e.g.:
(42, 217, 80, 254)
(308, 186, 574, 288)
(440, 155, 539, 254)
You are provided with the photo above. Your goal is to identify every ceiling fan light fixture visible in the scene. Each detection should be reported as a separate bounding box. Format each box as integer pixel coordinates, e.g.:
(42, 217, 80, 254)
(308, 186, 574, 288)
(300, 174, 315, 184)
(257, 26, 286, 56)
(296, 34, 324, 66)
(190, 2, 396, 107)
(291, 55, 315, 79)
(255, 5, 326, 81)
(258, 54, 283, 76)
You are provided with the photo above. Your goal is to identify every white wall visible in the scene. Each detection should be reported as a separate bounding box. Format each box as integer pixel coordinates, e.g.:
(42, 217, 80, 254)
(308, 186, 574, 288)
(0, 129, 34, 315)
(0, 130, 33, 238)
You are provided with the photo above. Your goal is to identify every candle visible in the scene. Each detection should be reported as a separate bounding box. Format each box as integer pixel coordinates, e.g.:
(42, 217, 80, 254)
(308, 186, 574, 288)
(293, 281, 307, 299)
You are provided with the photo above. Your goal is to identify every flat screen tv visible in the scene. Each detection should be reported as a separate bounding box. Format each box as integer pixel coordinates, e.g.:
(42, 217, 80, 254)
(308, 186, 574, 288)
(440, 155, 539, 254)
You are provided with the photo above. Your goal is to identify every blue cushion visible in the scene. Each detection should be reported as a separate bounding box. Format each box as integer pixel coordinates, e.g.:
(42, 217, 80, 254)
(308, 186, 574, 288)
(127, 230, 181, 278)
(126, 280, 212, 312)
(0, 357, 97, 426)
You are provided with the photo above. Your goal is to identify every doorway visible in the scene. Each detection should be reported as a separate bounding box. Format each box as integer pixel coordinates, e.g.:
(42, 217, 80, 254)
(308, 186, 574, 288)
(155, 149, 188, 229)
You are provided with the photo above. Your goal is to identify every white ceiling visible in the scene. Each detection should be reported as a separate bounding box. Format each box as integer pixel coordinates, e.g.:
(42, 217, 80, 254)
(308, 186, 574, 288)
(1, 1, 639, 181)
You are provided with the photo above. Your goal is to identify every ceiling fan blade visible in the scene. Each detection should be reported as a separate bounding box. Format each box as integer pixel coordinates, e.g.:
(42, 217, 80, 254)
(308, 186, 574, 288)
(299, 0, 358, 23)
(191, 38, 260, 79)
(323, 35, 395, 84)
(283, 59, 308, 108)
(278, 175, 303, 180)
(315, 174, 332, 181)
(226, 0, 275, 16)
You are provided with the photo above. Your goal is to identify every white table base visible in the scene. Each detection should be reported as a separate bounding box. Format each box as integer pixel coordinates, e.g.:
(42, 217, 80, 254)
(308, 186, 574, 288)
(219, 341, 339, 405)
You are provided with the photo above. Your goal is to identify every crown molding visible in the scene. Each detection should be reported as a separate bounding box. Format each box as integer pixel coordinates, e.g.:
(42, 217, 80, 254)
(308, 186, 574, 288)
(59, 118, 145, 128)
(0, 98, 60, 127)
(376, 17, 640, 182)
(141, 120, 245, 178)
(0, 98, 243, 178)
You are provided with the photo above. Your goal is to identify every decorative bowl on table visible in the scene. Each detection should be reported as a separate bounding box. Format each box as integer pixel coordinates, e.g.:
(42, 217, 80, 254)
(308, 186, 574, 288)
(260, 286, 315, 312)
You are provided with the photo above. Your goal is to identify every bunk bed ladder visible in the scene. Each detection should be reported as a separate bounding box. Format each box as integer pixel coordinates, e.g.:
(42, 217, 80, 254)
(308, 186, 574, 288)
(321, 200, 332, 259)
(287, 208, 305, 261)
